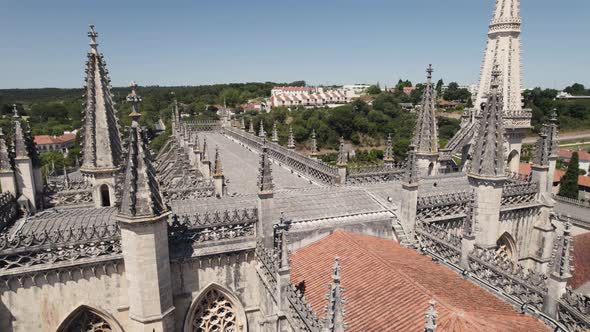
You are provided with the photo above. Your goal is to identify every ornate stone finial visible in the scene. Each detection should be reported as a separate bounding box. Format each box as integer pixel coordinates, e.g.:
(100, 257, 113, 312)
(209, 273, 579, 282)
(258, 140, 274, 193)
(424, 300, 437, 332)
(383, 133, 394, 163)
(549, 217, 574, 280)
(88, 24, 98, 50)
(127, 81, 142, 125)
(249, 120, 255, 134)
(324, 257, 346, 332)
(213, 146, 223, 177)
(412, 65, 438, 154)
(337, 137, 348, 166)
(12, 104, 19, 118)
(548, 108, 559, 158)
(426, 64, 434, 81)
(405, 144, 418, 184)
(310, 129, 318, 156)
(240, 117, 245, 130)
(259, 120, 265, 137)
(272, 122, 279, 142)
(469, 65, 506, 178)
(287, 126, 295, 150)
(534, 124, 550, 167)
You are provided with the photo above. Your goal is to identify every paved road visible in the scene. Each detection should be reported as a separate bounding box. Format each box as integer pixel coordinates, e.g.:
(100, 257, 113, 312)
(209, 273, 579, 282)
(201, 132, 316, 195)
(523, 133, 590, 144)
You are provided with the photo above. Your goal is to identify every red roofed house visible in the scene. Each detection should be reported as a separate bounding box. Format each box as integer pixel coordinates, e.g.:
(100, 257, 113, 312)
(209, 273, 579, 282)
(290, 230, 549, 331)
(34, 132, 77, 153)
(558, 148, 590, 174)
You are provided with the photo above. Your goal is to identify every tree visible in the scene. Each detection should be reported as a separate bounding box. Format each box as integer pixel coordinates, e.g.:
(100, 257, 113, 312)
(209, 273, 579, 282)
(366, 85, 382, 95)
(443, 82, 471, 102)
(558, 151, 580, 199)
(564, 83, 587, 96)
(435, 79, 444, 96)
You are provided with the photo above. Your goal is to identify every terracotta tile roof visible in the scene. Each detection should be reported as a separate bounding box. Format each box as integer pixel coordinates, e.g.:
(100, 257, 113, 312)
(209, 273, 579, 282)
(558, 148, 590, 162)
(553, 169, 590, 188)
(570, 232, 590, 289)
(34, 133, 76, 145)
(290, 230, 549, 332)
(519, 163, 532, 176)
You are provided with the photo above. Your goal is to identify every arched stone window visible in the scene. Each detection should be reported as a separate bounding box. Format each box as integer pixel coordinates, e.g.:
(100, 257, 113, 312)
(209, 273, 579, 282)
(496, 232, 517, 261)
(184, 284, 247, 332)
(56, 305, 123, 332)
(507, 149, 520, 172)
(99, 184, 110, 207)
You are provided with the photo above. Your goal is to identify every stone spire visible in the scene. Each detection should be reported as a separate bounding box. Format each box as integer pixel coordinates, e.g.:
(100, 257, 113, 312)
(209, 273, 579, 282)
(548, 110, 559, 158)
(272, 122, 279, 142)
(80, 25, 123, 172)
(213, 146, 223, 177)
(424, 300, 438, 332)
(275, 213, 292, 269)
(469, 66, 506, 178)
(549, 219, 574, 280)
(475, 0, 523, 114)
(258, 140, 274, 193)
(534, 125, 550, 167)
(413, 65, 438, 154)
(0, 128, 11, 171)
(287, 126, 295, 150)
(259, 120, 266, 137)
(383, 133, 394, 163)
(249, 120, 255, 134)
(12, 105, 28, 159)
(324, 257, 346, 332)
(337, 137, 347, 166)
(118, 83, 167, 219)
(240, 117, 245, 130)
(310, 129, 318, 156)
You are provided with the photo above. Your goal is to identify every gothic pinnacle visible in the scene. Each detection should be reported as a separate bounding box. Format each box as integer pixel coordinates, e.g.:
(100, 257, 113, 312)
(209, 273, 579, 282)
(310, 129, 318, 156)
(213, 146, 223, 178)
(127, 81, 142, 124)
(469, 64, 506, 178)
(257, 140, 274, 193)
(272, 122, 279, 142)
(287, 126, 295, 150)
(337, 137, 347, 166)
(88, 24, 98, 52)
(550, 218, 574, 280)
(384, 133, 394, 163)
(413, 64, 438, 154)
(324, 257, 346, 332)
(118, 84, 167, 219)
(258, 120, 265, 137)
(249, 120, 255, 134)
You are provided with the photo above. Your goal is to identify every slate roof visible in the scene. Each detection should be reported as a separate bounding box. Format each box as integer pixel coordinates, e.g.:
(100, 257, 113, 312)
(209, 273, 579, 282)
(290, 230, 549, 332)
(7, 207, 118, 236)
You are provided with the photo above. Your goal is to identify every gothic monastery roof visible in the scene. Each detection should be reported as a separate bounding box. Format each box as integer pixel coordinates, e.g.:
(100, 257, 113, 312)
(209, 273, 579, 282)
(290, 230, 549, 332)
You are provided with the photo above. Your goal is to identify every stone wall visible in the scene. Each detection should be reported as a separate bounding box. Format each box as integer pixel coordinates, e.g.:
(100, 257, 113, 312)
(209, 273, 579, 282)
(0, 262, 127, 331)
(170, 250, 261, 331)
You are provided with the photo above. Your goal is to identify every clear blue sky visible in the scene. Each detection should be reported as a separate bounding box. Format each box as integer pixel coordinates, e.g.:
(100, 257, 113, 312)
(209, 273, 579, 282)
(0, 0, 588, 89)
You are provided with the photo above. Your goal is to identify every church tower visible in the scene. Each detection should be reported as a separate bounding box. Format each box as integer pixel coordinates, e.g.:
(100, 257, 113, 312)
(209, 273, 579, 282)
(474, 0, 530, 172)
(80, 25, 123, 207)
